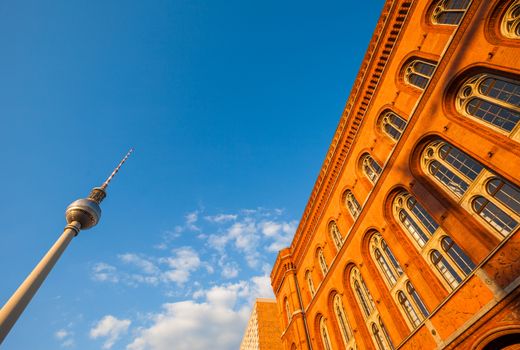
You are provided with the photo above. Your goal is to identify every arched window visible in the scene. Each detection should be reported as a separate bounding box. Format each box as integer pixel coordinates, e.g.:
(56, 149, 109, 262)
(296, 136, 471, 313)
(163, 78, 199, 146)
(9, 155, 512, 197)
(404, 60, 436, 89)
(501, 0, 520, 39)
(431, 249, 462, 289)
(456, 74, 520, 135)
(370, 234, 403, 288)
(371, 318, 394, 350)
(318, 249, 328, 277)
(441, 236, 475, 274)
(285, 298, 292, 324)
(362, 154, 383, 183)
(306, 270, 316, 298)
(350, 267, 375, 318)
(398, 291, 421, 328)
(422, 140, 520, 237)
(345, 190, 362, 219)
(380, 111, 407, 141)
(330, 221, 343, 251)
(431, 0, 471, 25)
(406, 281, 430, 318)
(372, 323, 387, 350)
(393, 190, 476, 291)
(334, 294, 353, 346)
(320, 317, 333, 350)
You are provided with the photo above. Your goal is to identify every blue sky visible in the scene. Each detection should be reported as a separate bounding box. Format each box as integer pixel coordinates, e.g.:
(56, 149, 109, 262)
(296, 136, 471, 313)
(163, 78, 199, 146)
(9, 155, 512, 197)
(0, 1, 383, 349)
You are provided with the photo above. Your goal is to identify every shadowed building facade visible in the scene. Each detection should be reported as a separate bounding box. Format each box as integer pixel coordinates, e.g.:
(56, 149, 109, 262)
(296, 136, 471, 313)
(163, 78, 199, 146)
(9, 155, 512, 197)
(269, 0, 520, 349)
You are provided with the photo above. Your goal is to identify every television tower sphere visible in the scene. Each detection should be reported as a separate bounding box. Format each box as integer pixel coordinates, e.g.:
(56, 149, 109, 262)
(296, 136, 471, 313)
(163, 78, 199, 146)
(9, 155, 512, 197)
(65, 198, 102, 229)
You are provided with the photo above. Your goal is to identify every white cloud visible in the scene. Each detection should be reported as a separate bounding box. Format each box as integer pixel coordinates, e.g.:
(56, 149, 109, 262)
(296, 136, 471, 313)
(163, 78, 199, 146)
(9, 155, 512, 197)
(161, 247, 201, 285)
(55, 329, 75, 348)
(204, 214, 237, 223)
(91, 263, 119, 283)
(126, 276, 272, 350)
(119, 254, 160, 275)
(185, 211, 200, 231)
(55, 329, 69, 340)
(90, 315, 131, 350)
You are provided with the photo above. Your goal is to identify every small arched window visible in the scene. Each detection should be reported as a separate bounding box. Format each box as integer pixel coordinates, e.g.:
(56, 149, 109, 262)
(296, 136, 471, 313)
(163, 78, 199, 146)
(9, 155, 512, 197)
(285, 298, 291, 324)
(371, 318, 394, 350)
(422, 140, 520, 236)
(320, 317, 333, 350)
(406, 281, 430, 318)
(431, 249, 462, 289)
(318, 249, 328, 277)
(404, 60, 436, 89)
(380, 111, 407, 141)
(431, 0, 471, 25)
(398, 291, 421, 327)
(441, 236, 475, 274)
(330, 221, 343, 251)
(334, 294, 353, 346)
(306, 270, 316, 298)
(362, 154, 383, 183)
(456, 74, 520, 135)
(345, 190, 362, 219)
(501, 0, 520, 39)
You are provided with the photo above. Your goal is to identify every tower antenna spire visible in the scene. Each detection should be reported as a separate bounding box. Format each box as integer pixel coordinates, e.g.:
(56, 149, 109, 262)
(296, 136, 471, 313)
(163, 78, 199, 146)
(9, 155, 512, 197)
(101, 148, 134, 190)
(0, 148, 134, 344)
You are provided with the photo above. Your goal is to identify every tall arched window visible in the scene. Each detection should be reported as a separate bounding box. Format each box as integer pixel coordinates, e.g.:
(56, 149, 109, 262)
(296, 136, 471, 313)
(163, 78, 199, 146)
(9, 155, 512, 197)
(431, 0, 471, 25)
(369, 232, 428, 331)
(380, 111, 407, 141)
(350, 268, 375, 318)
(330, 221, 343, 251)
(501, 0, 520, 39)
(318, 249, 328, 277)
(333, 294, 354, 347)
(345, 190, 362, 219)
(422, 140, 520, 237)
(361, 154, 383, 183)
(320, 317, 333, 350)
(370, 234, 403, 288)
(350, 267, 393, 349)
(406, 281, 430, 318)
(306, 270, 316, 298)
(393, 190, 476, 291)
(404, 60, 436, 89)
(456, 74, 520, 136)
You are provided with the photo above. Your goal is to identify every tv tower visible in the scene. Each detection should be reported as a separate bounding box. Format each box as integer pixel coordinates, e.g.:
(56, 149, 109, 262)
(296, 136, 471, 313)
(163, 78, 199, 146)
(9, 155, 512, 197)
(0, 148, 134, 344)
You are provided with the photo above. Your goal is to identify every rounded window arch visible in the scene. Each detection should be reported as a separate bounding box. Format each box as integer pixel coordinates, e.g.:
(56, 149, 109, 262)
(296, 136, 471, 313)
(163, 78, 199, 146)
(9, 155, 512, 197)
(378, 110, 407, 141)
(349, 267, 394, 349)
(403, 59, 437, 89)
(317, 248, 328, 277)
(421, 140, 520, 237)
(306, 270, 316, 298)
(430, 0, 471, 26)
(344, 189, 362, 219)
(360, 153, 383, 184)
(369, 233, 403, 288)
(329, 221, 344, 251)
(333, 294, 355, 348)
(319, 316, 333, 350)
(455, 73, 520, 137)
(284, 297, 291, 324)
(501, 0, 520, 39)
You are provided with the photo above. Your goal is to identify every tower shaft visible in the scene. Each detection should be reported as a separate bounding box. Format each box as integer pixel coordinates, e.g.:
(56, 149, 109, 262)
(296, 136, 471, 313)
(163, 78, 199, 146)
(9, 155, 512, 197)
(0, 222, 80, 344)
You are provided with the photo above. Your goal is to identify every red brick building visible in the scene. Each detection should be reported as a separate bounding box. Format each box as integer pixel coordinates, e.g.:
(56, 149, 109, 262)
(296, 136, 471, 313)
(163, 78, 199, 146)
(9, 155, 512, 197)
(270, 0, 520, 349)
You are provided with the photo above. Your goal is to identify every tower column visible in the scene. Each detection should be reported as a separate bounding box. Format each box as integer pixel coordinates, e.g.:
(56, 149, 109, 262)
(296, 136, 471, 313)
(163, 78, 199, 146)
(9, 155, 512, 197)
(0, 222, 80, 343)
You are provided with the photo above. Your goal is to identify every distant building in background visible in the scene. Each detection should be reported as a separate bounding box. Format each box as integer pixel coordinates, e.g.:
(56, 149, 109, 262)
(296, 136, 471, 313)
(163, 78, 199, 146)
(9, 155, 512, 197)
(240, 299, 283, 350)
(268, 0, 520, 349)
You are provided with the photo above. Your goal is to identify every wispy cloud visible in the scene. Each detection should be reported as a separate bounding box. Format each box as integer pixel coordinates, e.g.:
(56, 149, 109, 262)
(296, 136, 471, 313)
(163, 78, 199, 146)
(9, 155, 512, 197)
(204, 214, 237, 223)
(55, 329, 74, 348)
(90, 315, 131, 350)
